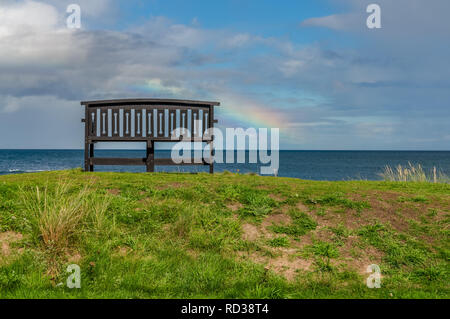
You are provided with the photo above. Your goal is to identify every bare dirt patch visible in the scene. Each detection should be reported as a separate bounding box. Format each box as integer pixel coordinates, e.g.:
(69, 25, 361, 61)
(269, 194, 286, 202)
(0, 231, 23, 257)
(291, 234, 313, 249)
(116, 246, 132, 257)
(297, 202, 368, 231)
(242, 223, 260, 241)
(107, 188, 121, 196)
(297, 191, 422, 232)
(138, 197, 151, 204)
(305, 207, 366, 230)
(227, 202, 243, 212)
(66, 251, 82, 263)
(297, 202, 310, 212)
(186, 249, 199, 259)
(279, 205, 290, 213)
(261, 213, 292, 239)
(242, 213, 292, 242)
(239, 213, 313, 280)
(309, 227, 335, 242)
(337, 236, 384, 275)
(262, 213, 292, 226)
(267, 254, 312, 281)
(238, 249, 312, 281)
(349, 190, 435, 232)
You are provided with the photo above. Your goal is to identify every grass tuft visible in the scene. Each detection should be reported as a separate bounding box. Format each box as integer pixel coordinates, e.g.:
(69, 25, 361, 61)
(19, 179, 110, 253)
(379, 162, 449, 183)
(267, 236, 290, 247)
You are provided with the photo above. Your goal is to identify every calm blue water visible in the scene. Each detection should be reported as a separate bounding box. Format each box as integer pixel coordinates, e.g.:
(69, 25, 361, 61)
(0, 150, 449, 181)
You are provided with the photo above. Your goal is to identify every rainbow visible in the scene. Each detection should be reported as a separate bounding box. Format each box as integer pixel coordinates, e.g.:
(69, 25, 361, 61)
(132, 81, 302, 142)
(216, 95, 300, 141)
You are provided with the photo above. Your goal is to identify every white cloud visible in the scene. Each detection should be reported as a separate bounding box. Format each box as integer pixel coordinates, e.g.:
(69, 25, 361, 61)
(145, 79, 187, 95)
(301, 13, 361, 31)
(221, 33, 251, 48)
(0, 1, 59, 37)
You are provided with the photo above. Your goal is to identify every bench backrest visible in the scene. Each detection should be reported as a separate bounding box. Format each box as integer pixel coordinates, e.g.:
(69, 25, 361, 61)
(82, 99, 219, 141)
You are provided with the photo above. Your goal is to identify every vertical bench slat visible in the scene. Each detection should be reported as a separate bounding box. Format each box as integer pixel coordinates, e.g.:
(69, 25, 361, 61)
(100, 109, 108, 137)
(112, 109, 119, 137)
(123, 109, 131, 137)
(169, 109, 176, 137)
(135, 108, 142, 137)
(157, 109, 165, 137)
(203, 109, 210, 137)
(180, 109, 188, 137)
(88, 108, 97, 136)
(147, 109, 153, 137)
(191, 109, 199, 138)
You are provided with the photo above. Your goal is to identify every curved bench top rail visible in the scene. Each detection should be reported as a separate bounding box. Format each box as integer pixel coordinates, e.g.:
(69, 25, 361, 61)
(81, 98, 220, 107)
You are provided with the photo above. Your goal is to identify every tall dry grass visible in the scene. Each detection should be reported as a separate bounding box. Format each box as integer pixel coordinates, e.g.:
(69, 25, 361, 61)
(379, 162, 449, 183)
(20, 180, 110, 252)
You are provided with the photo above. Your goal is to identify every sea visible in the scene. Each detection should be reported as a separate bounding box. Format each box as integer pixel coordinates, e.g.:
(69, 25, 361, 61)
(0, 150, 449, 181)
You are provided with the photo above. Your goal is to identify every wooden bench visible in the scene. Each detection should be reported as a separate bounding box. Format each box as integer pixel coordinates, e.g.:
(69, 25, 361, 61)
(81, 98, 220, 173)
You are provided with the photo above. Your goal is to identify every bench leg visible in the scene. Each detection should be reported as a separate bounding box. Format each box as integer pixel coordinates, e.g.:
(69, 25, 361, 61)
(84, 141, 94, 172)
(209, 140, 214, 174)
(89, 143, 94, 172)
(146, 140, 154, 172)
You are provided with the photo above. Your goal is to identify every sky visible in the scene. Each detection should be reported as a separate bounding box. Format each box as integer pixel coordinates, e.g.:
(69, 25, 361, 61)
(0, 0, 449, 150)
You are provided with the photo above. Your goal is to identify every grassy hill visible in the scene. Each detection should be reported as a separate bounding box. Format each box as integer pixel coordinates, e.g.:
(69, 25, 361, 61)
(0, 169, 449, 298)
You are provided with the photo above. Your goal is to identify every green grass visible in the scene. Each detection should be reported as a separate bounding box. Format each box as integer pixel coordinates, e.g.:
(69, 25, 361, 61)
(270, 210, 317, 236)
(306, 193, 371, 212)
(0, 169, 449, 299)
(267, 236, 290, 248)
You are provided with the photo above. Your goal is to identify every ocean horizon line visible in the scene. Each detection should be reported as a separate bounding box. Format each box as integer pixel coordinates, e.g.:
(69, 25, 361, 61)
(1, 149, 449, 152)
